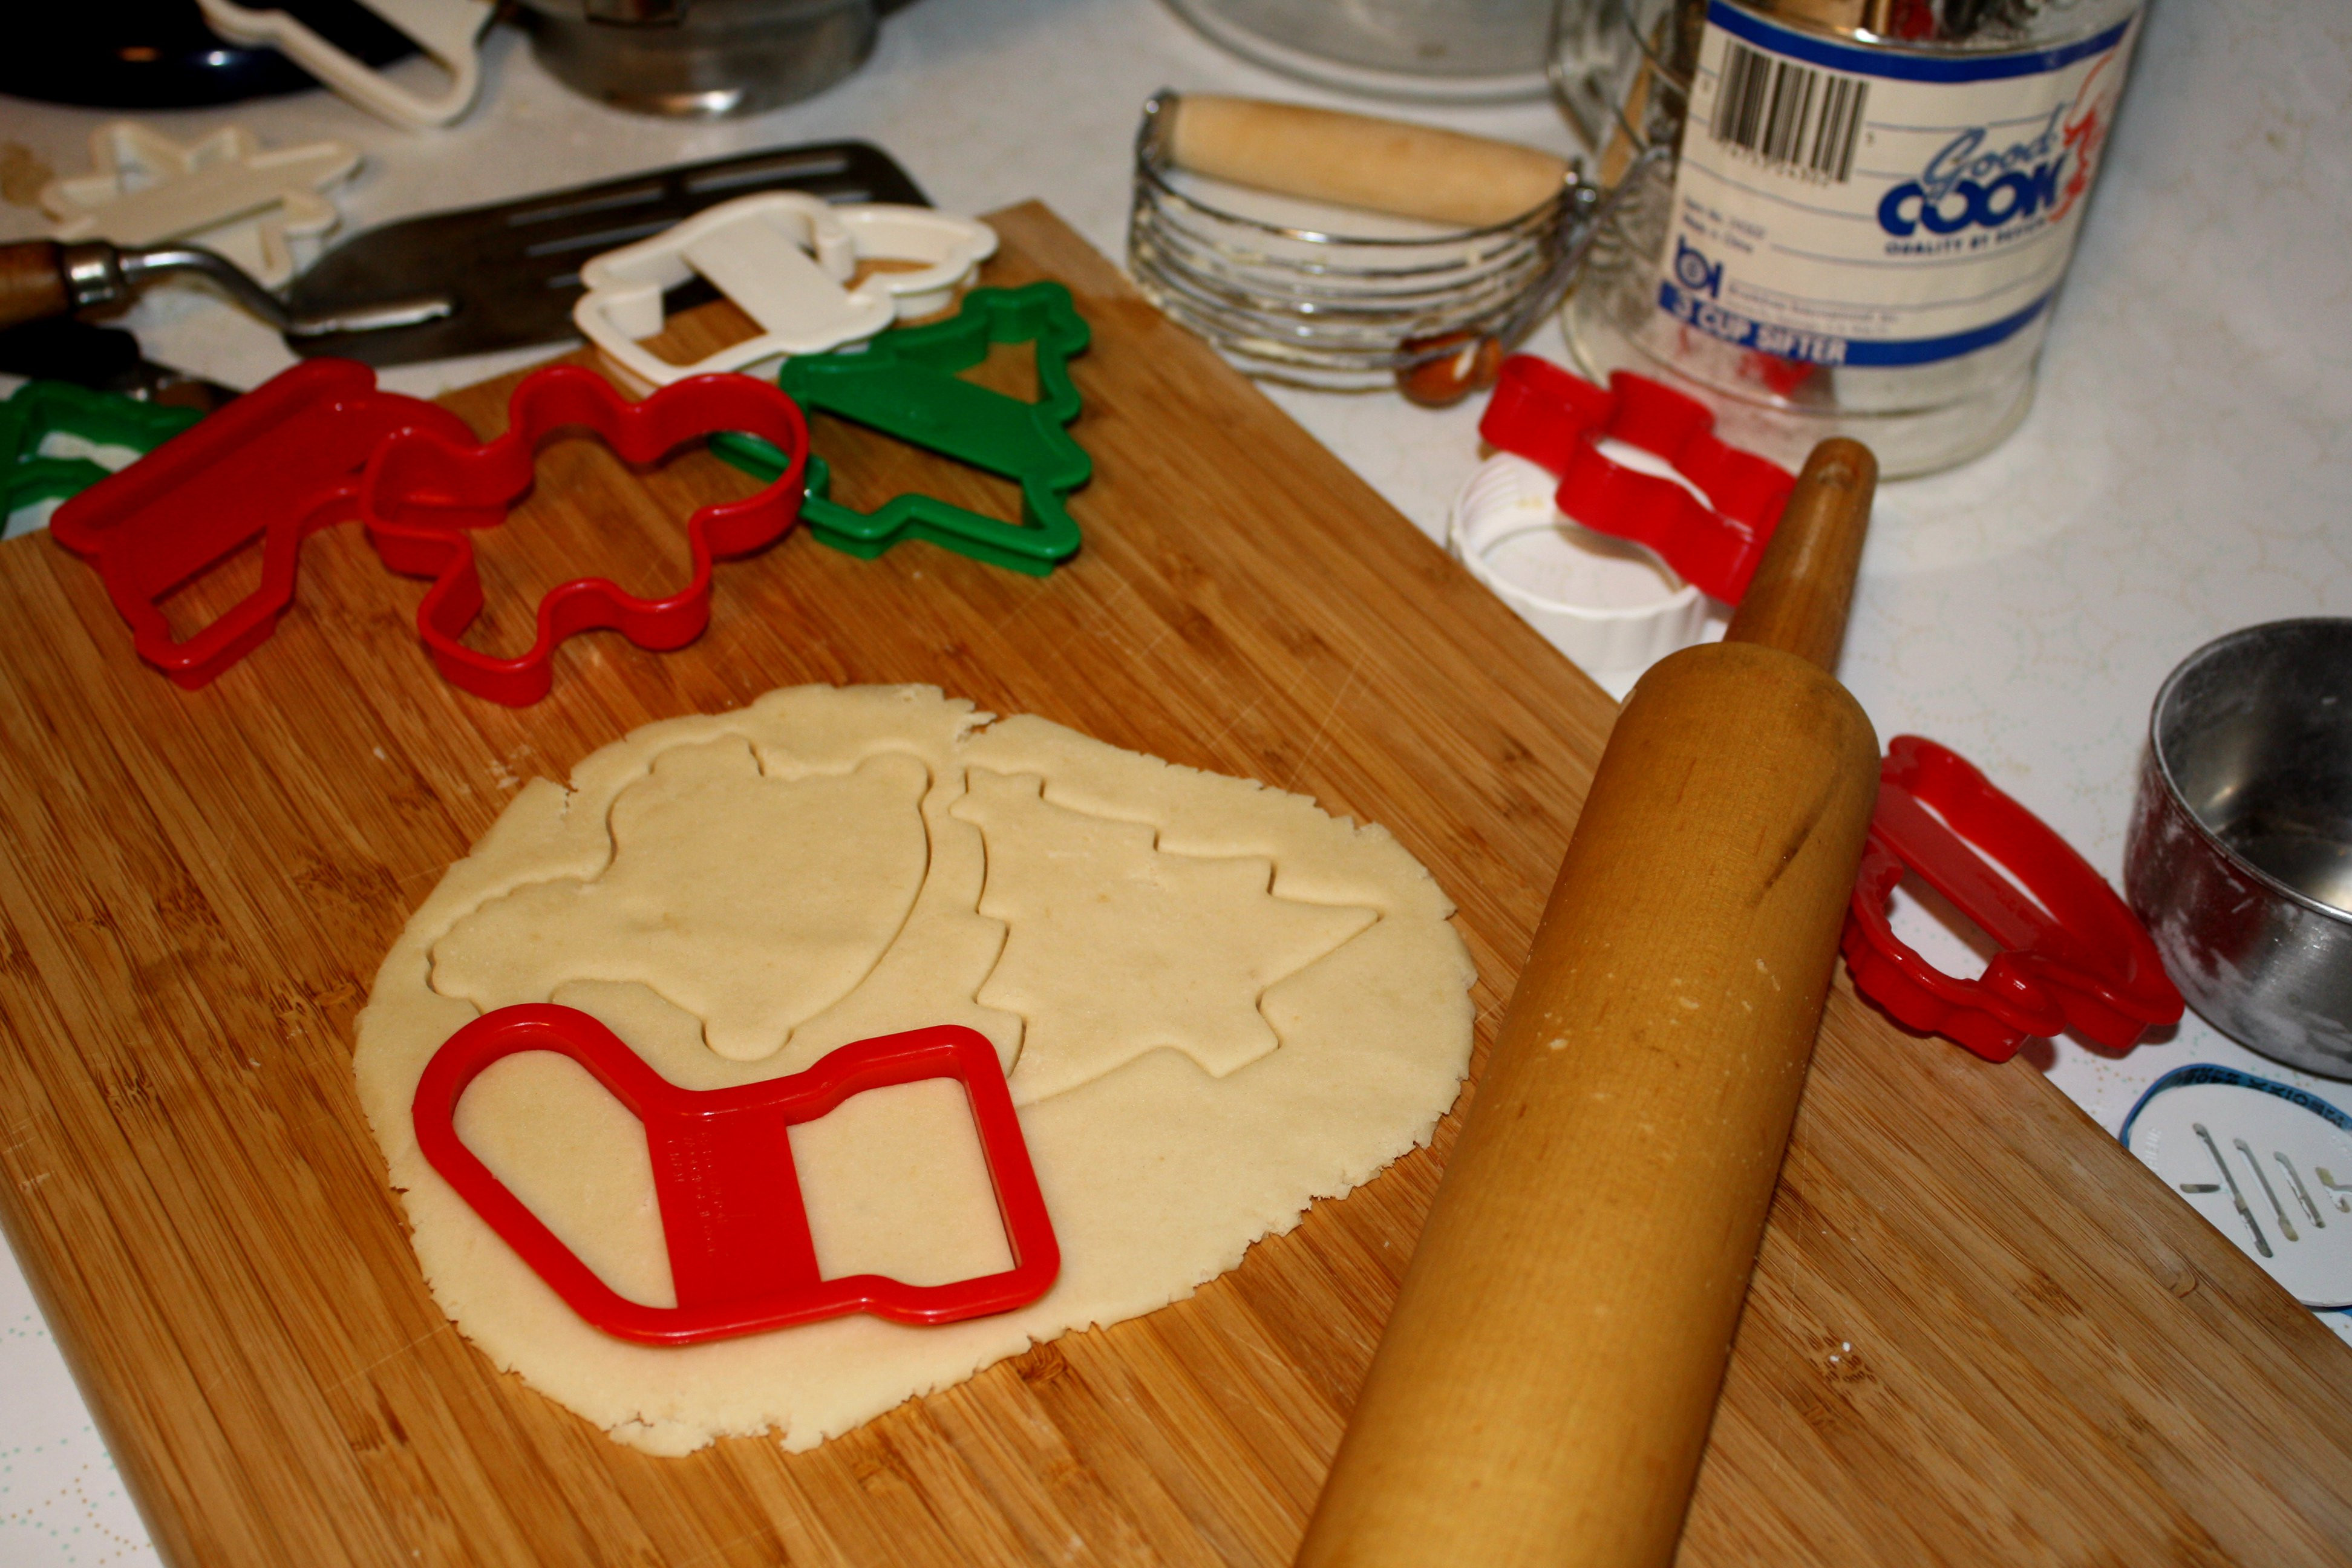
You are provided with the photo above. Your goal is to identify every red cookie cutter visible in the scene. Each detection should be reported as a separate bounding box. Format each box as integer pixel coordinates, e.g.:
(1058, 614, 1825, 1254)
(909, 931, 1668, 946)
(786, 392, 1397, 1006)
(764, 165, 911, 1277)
(359, 364, 810, 707)
(1843, 736, 2183, 1062)
(49, 358, 472, 688)
(1478, 354, 1795, 603)
(412, 1004, 1059, 1345)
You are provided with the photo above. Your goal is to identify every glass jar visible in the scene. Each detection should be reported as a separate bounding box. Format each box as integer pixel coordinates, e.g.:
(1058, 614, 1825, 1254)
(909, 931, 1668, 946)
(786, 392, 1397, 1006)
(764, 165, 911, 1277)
(1554, 0, 2143, 475)
(1161, 0, 1558, 102)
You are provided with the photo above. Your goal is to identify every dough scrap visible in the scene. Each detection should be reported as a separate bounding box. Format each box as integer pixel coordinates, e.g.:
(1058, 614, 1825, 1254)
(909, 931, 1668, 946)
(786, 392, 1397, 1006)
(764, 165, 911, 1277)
(355, 685, 1475, 1454)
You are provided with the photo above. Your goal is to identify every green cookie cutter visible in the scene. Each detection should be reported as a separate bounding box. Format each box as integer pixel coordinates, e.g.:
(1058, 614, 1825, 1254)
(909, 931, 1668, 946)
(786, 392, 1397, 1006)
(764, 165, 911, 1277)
(713, 281, 1091, 577)
(4, 381, 203, 519)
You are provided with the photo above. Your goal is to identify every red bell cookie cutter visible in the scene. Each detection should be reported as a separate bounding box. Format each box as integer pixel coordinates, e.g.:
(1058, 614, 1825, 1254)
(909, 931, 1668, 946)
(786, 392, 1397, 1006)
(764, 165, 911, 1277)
(359, 364, 810, 707)
(49, 358, 472, 688)
(1842, 736, 2184, 1063)
(1478, 354, 1795, 603)
(411, 1004, 1060, 1345)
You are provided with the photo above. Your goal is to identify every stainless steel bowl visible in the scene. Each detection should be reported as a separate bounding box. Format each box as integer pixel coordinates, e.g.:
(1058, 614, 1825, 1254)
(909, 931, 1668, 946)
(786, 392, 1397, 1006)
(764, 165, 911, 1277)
(520, 0, 877, 119)
(2125, 619, 2352, 1077)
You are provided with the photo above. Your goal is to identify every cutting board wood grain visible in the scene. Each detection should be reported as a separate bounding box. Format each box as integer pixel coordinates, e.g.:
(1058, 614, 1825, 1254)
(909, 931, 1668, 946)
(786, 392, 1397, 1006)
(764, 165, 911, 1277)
(2, 204, 2349, 1568)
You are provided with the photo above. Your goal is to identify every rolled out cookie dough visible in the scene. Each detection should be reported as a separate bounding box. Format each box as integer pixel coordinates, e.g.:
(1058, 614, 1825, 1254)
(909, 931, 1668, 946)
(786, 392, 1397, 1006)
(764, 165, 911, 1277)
(354, 684, 1475, 1454)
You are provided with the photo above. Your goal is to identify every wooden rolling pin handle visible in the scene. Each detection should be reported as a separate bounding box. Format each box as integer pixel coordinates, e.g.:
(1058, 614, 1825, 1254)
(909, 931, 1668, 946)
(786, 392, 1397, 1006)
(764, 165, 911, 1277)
(1162, 93, 1572, 232)
(1728, 437, 1877, 670)
(0, 241, 73, 332)
(1296, 440, 1881, 1568)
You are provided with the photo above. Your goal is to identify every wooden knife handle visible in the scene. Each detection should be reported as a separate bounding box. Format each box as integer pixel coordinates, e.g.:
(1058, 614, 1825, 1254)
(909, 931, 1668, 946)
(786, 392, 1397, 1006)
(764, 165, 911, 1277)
(0, 241, 73, 332)
(1164, 93, 1570, 230)
(1296, 441, 1882, 1568)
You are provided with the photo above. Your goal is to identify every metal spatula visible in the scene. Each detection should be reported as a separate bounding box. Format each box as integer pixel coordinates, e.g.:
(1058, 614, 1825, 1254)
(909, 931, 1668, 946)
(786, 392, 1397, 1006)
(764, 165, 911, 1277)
(279, 140, 929, 367)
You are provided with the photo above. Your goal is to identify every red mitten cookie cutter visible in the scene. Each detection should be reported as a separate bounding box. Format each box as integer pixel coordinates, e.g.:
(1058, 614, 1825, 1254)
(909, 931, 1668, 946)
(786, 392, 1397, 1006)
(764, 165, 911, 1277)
(1843, 736, 2183, 1062)
(359, 365, 810, 707)
(50, 358, 472, 688)
(1478, 354, 1795, 603)
(412, 1004, 1059, 1345)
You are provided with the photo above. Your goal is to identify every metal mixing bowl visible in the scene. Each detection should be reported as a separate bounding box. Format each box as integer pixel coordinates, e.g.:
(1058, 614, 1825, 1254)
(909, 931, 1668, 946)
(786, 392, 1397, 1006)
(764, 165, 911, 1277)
(520, 0, 877, 119)
(2125, 619, 2352, 1077)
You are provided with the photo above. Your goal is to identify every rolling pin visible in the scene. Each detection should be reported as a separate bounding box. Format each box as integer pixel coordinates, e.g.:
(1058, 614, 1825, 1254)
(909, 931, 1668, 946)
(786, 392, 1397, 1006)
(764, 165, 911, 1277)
(1296, 439, 1883, 1568)
(1161, 93, 1570, 230)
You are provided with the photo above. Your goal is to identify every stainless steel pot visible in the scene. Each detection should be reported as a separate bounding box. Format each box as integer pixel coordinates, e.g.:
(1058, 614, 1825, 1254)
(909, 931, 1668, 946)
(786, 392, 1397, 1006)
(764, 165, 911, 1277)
(520, 0, 878, 119)
(2125, 619, 2352, 1077)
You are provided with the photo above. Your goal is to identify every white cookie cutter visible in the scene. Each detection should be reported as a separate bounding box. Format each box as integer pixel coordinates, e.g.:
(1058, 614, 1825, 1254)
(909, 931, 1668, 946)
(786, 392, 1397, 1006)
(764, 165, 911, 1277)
(194, 0, 493, 129)
(42, 122, 358, 288)
(574, 194, 998, 393)
(1449, 451, 1708, 676)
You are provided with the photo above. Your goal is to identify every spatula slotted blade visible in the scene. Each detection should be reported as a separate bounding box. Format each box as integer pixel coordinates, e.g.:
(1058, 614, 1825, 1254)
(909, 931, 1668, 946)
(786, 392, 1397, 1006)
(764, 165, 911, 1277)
(282, 141, 929, 367)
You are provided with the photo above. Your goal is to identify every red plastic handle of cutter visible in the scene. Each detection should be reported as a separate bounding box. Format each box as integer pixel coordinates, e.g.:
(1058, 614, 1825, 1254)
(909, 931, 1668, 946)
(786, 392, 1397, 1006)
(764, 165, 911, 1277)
(1478, 354, 1795, 602)
(412, 1004, 1059, 1345)
(1841, 737, 2183, 1062)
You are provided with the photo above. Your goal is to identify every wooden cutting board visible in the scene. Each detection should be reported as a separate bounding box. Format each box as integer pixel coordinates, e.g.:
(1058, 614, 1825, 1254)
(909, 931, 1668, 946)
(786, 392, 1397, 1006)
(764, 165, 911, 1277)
(2, 204, 2350, 1568)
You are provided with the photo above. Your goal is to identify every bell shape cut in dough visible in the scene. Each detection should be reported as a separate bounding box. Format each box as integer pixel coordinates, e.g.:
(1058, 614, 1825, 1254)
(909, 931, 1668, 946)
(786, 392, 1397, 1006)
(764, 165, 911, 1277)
(430, 739, 932, 1062)
(957, 769, 1377, 1103)
(354, 685, 1475, 1455)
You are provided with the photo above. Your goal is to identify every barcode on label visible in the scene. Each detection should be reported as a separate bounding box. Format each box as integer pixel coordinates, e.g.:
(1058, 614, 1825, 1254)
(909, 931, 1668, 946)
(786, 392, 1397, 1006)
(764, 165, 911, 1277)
(1710, 41, 1869, 182)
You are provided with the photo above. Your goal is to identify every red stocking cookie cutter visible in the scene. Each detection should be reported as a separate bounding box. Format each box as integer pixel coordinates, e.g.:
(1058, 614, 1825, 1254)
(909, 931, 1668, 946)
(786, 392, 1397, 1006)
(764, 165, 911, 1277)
(50, 358, 472, 688)
(1478, 354, 1795, 603)
(412, 1004, 1060, 1345)
(359, 365, 810, 707)
(1843, 736, 2183, 1062)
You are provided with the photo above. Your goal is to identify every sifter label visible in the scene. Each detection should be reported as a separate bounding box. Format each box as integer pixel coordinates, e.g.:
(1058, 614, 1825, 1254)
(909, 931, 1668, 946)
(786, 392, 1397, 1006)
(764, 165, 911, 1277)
(1655, 1, 2138, 368)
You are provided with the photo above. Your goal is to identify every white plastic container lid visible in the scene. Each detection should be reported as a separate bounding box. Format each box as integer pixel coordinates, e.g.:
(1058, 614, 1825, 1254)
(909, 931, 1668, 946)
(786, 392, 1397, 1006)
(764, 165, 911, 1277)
(2121, 1065, 2352, 1313)
(1448, 450, 1711, 684)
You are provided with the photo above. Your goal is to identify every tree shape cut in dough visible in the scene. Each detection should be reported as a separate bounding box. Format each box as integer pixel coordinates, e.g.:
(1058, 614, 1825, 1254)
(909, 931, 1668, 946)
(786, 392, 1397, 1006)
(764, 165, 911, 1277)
(955, 769, 1377, 1102)
(430, 739, 931, 1061)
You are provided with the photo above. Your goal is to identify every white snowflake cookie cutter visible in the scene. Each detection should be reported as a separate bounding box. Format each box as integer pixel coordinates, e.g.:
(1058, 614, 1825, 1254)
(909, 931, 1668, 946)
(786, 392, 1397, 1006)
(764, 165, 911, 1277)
(1449, 451, 1708, 678)
(41, 122, 359, 289)
(573, 194, 999, 394)
(194, 0, 493, 129)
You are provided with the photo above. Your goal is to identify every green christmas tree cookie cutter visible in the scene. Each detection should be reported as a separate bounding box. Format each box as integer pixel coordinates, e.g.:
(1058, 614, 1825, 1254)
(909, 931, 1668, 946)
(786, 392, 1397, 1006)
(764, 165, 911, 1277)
(3, 381, 203, 521)
(713, 281, 1091, 577)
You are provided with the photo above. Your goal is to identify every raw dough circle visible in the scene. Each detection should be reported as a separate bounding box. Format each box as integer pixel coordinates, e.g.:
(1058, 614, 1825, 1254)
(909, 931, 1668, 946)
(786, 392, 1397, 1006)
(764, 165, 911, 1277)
(356, 685, 1474, 1454)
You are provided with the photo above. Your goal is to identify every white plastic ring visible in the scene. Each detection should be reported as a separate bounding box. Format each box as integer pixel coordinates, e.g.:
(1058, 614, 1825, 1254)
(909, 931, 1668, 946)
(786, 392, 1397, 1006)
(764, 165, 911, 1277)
(1448, 451, 1708, 676)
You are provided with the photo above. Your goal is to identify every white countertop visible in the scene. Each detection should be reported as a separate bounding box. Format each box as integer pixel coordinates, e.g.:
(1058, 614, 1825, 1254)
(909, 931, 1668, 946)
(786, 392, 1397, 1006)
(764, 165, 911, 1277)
(3, 0, 2349, 1560)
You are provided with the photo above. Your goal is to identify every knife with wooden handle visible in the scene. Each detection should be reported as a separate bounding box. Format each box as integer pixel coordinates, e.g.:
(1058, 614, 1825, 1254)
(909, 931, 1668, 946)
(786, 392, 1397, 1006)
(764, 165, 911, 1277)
(1296, 439, 1883, 1568)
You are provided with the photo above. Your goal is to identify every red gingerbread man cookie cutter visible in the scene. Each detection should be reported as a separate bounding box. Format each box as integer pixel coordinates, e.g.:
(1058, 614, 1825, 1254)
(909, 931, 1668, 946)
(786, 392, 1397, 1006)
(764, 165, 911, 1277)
(412, 1004, 1060, 1345)
(359, 364, 811, 707)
